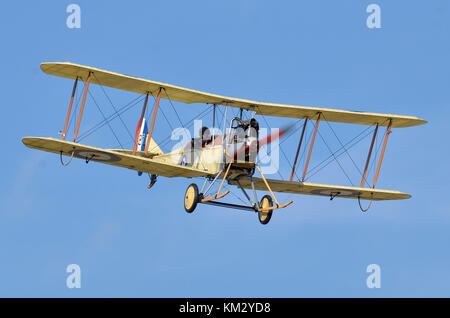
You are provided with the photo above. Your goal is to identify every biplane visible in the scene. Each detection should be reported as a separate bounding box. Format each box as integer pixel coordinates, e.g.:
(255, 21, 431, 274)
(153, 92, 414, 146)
(22, 62, 427, 224)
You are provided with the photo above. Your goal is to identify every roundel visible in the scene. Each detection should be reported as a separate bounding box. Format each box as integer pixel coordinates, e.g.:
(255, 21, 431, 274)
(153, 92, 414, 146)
(310, 188, 362, 198)
(69, 149, 121, 163)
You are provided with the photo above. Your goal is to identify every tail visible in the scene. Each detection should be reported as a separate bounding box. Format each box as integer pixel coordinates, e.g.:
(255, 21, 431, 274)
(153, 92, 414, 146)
(135, 118, 164, 176)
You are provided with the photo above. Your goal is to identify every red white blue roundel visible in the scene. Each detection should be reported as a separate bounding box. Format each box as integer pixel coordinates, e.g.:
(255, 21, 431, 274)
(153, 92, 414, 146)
(310, 188, 362, 198)
(69, 149, 121, 162)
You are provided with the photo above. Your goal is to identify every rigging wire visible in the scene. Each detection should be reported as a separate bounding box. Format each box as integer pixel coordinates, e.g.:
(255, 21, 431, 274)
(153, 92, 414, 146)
(77, 94, 144, 142)
(148, 94, 175, 132)
(162, 88, 185, 128)
(368, 126, 387, 186)
(78, 94, 143, 141)
(216, 106, 226, 132)
(305, 126, 374, 181)
(87, 90, 124, 148)
(321, 114, 369, 186)
(93, 73, 135, 142)
(305, 125, 373, 180)
(257, 114, 305, 181)
(68, 81, 84, 138)
(67, 83, 81, 135)
(157, 106, 213, 150)
(222, 184, 249, 206)
(315, 128, 354, 186)
(254, 107, 293, 181)
(233, 107, 374, 187)
(276, 119, 304, 180)
(297, 119, 312, 181)
(371, 129, 380, 176)
(365, 118, 391, 187)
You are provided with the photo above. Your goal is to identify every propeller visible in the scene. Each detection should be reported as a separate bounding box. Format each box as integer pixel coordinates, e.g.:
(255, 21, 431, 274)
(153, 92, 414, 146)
(227, 123, 296, 162)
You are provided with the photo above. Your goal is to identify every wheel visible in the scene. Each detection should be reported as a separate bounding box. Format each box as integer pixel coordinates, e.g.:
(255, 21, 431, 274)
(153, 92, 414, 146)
(184, 183, 199, 213)
(258, 195, 273, 225)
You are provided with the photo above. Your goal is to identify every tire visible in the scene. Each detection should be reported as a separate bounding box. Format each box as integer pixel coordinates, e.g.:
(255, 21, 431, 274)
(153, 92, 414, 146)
(184, 183, 199, 213)
(258, 194, 273, 225)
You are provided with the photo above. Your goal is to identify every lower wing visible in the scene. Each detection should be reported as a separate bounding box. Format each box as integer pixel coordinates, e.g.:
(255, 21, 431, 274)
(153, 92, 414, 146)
(22, 137, 209, 178)
(229, 177, 410, 201)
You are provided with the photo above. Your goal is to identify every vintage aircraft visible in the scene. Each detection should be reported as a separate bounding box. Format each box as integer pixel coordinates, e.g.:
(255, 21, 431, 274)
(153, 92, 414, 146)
(22, 62, 427, 224)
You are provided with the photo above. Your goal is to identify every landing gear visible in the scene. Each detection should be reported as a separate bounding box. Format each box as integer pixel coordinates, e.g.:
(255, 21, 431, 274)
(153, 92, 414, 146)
(147, 174, 157, 189)
(184, 183, 199, 213)
(258, 194, 273, 225)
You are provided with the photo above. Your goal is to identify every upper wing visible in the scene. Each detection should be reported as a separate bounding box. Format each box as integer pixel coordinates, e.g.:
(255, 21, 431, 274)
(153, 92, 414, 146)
(229, 177, 411, 201)
(41, 62, 426, 128)
(22, 137, 209, 178)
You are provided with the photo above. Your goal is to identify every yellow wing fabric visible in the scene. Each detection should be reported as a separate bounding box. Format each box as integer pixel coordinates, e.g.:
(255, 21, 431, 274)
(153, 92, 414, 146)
(22, 137, 209, 178)
(229, 177, 411, 201)
(41, 62, 427, 128)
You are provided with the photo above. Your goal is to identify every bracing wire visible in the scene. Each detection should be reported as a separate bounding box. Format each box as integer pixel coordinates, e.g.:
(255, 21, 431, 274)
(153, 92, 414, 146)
(163, 88, 185, 128)
(222, 184, 249, 206)
(93, 73, 135, 142)
(314, 125, 354, 186)
(147, 93, 175, 132)
(157, 106, 213, 150)
(233, 107, 374, 186)
(77, 94, 143, 142)
(216, 106, 225, 132)
(255, 106, 293, 181)
(87, 90, 124, 149)
(77, 94, 144, 142)
(69, 81, 84, 138)
(305, 125, 374, 181)
(67, 83, 82, 136)
(369, 127, 386, 183)
(322, 114, 366, 183)
(258, 116, 311, 181)
(255, 115, 300, 180)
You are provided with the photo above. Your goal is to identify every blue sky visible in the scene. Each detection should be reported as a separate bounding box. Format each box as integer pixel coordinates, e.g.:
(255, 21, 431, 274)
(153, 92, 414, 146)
(0, 0, 449, 297)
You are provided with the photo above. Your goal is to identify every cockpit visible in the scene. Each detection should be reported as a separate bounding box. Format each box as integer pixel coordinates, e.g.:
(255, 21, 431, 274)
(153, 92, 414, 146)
(227, 117, 260, 162)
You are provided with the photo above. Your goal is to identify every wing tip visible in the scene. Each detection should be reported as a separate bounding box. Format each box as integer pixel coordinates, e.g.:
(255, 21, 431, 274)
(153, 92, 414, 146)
(419, 119, 428, 126)
(397, 192, 412, 200)
(22, 136, 35, 146)
(409, 118, 428, 127)
(40, 62, 64, 72)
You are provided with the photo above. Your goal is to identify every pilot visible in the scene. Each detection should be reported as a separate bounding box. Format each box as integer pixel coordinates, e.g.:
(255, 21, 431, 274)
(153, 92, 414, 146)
(200, 126, 212, 147)
(191, 126, 212, 149)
